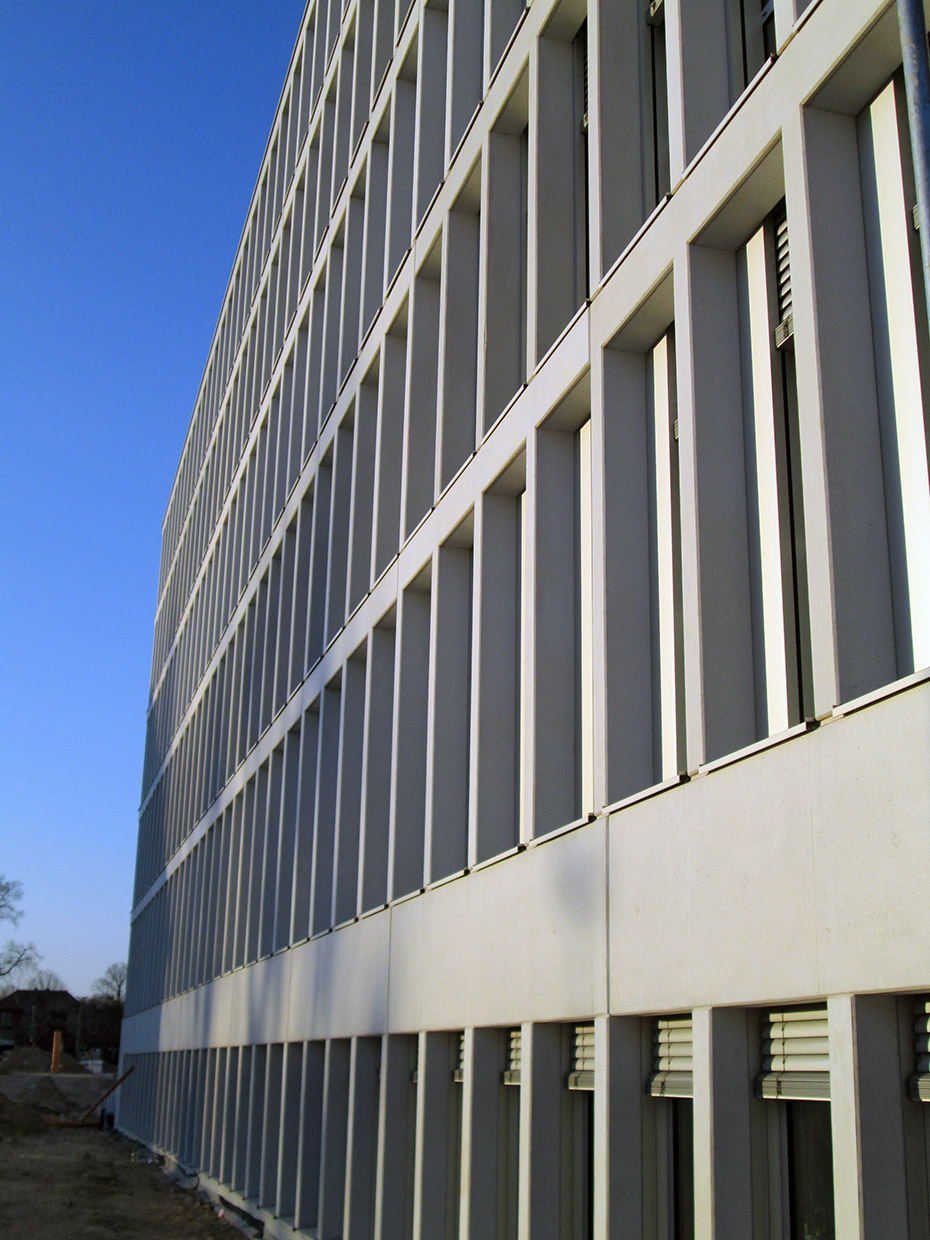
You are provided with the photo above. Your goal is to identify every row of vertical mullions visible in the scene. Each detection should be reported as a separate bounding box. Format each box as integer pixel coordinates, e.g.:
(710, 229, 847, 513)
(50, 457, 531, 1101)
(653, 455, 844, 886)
(123, 1023, 588, 1240)
(349, 404, 597, 901)
(138, 236, 719, 902)
(133, 582, 374, 1006)
(148, 322, 262, 763)
(137, 147, 585, 902)
(147, 0, 437, 762)
(153, 0, 351, 661)
(137, 0, 903, 912)
(155, 0, 314, 600)
(139, 296, 334, 881)
(598, 258, 770, 792)
(586, 81, 930, 785)
(121, 1011, 920, 1237)
(141, 91, 394, 863)
(137, 536, 429, 999)
(149, 6, 396, 777)
(154, 0, 559, 660)
(155, 0, 483, 673)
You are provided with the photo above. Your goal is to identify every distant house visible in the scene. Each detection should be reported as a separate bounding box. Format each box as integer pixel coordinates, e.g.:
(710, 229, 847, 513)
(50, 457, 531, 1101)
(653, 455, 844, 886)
(0, 989, 79, 1049)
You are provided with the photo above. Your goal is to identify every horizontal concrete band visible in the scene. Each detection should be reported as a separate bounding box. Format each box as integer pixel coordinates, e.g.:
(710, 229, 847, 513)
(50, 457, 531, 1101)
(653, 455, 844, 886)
(123, 678, 930, 1054)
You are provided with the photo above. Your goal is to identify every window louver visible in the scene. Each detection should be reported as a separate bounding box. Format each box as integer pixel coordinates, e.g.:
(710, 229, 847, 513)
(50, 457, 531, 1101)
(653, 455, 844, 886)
(568, 1023, 595, 1091)
(774, 210, 794, 349)
(757, 1005, 830, 1101)
(908, 998, 930, 1101)
(579, 22, 588, 133)
(503, 1028, 522, 1086)
(649, 1015, 693, 1098)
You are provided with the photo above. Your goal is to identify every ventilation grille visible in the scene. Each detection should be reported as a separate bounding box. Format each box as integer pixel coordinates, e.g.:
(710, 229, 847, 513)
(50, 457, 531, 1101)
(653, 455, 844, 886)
(503, 1028, 522, 1086)
(568, 1023, 595, 1091)
(757, 1005, 830, 1100)
(649, 1015, 693, 1098)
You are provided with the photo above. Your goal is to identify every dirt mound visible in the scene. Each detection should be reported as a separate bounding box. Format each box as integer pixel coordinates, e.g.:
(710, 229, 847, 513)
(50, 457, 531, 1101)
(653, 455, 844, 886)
(0, 1070, 112, 1119)
(0, 1046, 50, 1074)
(17, 1076, 72, 1115)
(0, 1091, 47, 1136)
(0, 1046, 87, 1075)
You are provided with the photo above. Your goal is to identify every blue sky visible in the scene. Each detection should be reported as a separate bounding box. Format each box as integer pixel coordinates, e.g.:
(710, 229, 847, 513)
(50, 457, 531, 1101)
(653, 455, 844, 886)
(0, 2, 306, 996)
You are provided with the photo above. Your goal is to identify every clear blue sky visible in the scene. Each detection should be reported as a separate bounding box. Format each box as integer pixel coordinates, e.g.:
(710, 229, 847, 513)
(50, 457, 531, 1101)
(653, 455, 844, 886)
(0, 2, 306, 996)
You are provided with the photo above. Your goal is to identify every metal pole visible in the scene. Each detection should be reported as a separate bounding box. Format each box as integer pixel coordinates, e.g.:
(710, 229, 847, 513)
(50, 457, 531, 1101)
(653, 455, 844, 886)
(898, 0, 930, 315)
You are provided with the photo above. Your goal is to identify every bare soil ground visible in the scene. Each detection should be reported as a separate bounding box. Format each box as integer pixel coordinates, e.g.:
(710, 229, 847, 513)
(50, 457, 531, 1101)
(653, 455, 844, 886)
(0, 1054, 250, 1240)
(0, 1127, 250, 1240)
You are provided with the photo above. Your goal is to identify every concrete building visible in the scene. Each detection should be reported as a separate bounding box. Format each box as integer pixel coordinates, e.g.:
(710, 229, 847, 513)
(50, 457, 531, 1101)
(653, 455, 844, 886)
(120, 0, 930, 1235)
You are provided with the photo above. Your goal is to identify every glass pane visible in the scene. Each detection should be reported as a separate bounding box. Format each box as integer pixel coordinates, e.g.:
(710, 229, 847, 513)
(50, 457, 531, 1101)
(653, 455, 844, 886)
(673, 1098, 695, 1240)
(788, 1100, 835, 1240)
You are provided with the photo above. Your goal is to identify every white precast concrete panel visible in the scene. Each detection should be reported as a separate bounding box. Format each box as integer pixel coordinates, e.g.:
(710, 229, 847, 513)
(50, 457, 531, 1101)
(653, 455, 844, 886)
(389, 819, 608, 1031)
(285, 907, 392, 1041)
(609, 682, 930, 1013)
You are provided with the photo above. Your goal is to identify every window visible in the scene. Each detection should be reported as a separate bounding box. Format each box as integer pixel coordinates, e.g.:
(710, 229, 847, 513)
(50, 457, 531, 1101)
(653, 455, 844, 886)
(757, 1006, 835, 1240)
(645, 0, 671, 208)
(603, 320, 684, 800)
(500, 1027, 521, 1236)
(732, 0, 776, 88)
(650, 1015, 695, 1240)
(737, 203, 813, 736)
(565, 1024, 595, 1239)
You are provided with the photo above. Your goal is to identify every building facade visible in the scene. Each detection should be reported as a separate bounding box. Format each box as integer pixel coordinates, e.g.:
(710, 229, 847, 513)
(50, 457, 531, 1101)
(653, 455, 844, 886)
(120, 0, 930, 1235)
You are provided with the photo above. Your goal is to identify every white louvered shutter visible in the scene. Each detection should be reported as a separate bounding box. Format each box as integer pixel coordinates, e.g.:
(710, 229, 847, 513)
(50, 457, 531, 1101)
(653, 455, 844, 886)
(649, 1015, 693, 1098)
(503, 1028, 521, 1086)
(568, 1024, 595, 1091)
(909, 998, 930, 1101)
(757, 1005, 829, 1100)
(774, 209, 794, 349)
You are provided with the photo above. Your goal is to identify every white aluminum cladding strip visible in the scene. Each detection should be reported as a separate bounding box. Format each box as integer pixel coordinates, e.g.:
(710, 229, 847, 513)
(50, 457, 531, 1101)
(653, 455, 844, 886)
(758, 1005, 830, 1101)
(649, 1015, 693, 1099)
(503, 1028, 522, 1086)
(909, 998, 930, 1101)
(568, 1023, 595, 1091)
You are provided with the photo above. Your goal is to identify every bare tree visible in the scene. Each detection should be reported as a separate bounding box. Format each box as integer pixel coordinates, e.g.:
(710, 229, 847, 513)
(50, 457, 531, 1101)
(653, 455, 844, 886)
(23, 968, 67, 991)
(92, 962, 128, 1004)
(0, 875, 38, 981)
(0, 876, 24, 923)
(0, 942, 37, 979)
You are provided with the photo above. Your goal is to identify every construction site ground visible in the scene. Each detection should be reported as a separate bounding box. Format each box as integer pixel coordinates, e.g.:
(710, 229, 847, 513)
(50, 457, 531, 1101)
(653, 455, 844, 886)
(0, 1047, 247, 1240)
